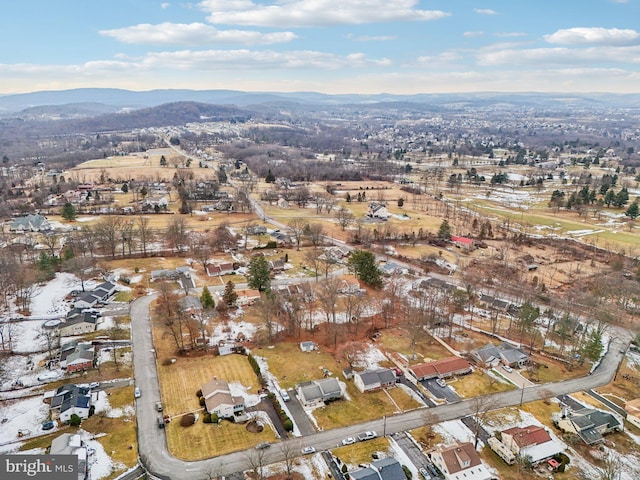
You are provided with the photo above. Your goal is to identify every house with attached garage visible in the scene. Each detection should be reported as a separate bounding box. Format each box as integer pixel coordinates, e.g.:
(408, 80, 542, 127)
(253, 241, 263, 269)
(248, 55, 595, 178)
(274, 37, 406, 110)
(428, 442, 494, 480)
(500, 425, 565, 464)
(49, 384, 94, 423)
(9, 213, 52, 232)
(296, 377, 344, 407)
(59, 313, 99, 337)
(62, 344, 95, 373)
(73, 281, 117, 309)
(367, 202, 389, 220)
(554, 407, 622, 445)
(469, 342, 529, 368)
(201, 378, 246, 421)
(353, 368, 396, 393)
(409, 357, 472, 382)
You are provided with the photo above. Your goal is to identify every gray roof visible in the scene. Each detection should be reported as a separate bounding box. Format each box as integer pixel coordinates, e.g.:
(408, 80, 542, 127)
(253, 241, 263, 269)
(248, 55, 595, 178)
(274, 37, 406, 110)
(350, 458, 405, 480)
(298, 383, 322, 403)
(358, 368, 396, 387)
(317, 377, 341, 396)
(179, 295, 203, 311)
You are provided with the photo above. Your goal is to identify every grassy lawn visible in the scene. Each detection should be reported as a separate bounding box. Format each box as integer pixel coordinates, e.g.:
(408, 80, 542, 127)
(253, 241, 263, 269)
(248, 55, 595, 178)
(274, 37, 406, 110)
(522, 358, 589, 384)
(155, 350, 271, 459)
(378, 329, 452, 363)
(106, 385, 135, 410)
(450, 371, 516, 398)
(332, 437, 390, 467)
(312, 383, 409, 430)
(82, 415, 138, 477)
(254, 343, 345, 390)
(387, 386, 422, 412)
(164, 415, 276, 461)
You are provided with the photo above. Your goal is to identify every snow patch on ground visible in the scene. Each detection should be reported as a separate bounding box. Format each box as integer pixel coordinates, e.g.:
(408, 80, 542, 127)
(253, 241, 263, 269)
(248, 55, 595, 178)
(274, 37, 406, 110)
(228, 381, 262, 408)
(93, 391, 135, 419)
(433, 419, 475, 445)
(209, 319, 258, 345)
(83, 430, 126, 480)
(30, 272, 79, 317)
(0, 396, 52, 442)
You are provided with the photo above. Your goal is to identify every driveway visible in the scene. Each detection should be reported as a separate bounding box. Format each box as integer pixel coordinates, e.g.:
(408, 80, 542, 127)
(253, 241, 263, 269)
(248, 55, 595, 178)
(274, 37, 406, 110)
(421, 378, 460, 403)
(284, 389, 316, 436)
(392, 431, 441, 478)
(130, 294, 629, 480)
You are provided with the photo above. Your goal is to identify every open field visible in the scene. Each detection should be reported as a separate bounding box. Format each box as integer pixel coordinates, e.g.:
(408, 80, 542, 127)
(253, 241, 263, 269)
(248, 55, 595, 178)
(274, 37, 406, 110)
(331, 437, 390, 466)
(377, 328, 454, 363)
(450, 370, 516, 398)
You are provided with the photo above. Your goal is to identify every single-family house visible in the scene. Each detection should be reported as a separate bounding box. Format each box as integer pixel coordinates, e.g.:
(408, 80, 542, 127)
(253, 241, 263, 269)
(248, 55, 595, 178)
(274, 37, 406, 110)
(248, 225, 268, 235)
(451, 236, 474, 251)
(501, 425, 564, 464)
(50, 433, 88, 480)
(73, 282, 116, 309)
(276, 197, 289, 209)
(349, 457, 406, 480)
(429, 442, 494, 480)
(59, 314, 98, 337)
(268, 259, 286, 272)
(299, 341, 318, 352)
(235, 289, 261, 306)
(206, 262, 235, 277)
(624, 398, 640, 429)
(353, 368, 396, 393)
(409, 357, 472, 381)
(50, 384, 93, 423)
(469, 343, 529, 368)
(477, 294, 510, 312)
(9, 214, 51, 232)
(380, 262, 404, 276)
(337, 277, 361, 295)
(201, 378, 246, 421)
(554, 407, 622, 445)
(275, 283, 315, 301)
(296, 377, 343, 407)
(367, 202, 389, 220)
(178, 295, 203, 313)
(63, 345, 95, 373)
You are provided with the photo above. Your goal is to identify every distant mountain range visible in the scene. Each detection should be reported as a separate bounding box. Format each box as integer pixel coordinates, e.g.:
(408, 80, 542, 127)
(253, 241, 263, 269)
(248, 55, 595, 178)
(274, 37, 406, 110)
(2, 88, 640, 115)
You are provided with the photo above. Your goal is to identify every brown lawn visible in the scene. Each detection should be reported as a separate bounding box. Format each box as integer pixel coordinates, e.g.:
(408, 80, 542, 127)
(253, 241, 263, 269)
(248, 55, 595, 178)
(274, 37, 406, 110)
(450, 370, 516, 398)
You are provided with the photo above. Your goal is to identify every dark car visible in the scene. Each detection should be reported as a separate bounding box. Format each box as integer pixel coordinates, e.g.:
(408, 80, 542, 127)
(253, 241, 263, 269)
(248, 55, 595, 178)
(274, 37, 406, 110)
(157, 417, 165, 429)
(42, 421, 55, 431)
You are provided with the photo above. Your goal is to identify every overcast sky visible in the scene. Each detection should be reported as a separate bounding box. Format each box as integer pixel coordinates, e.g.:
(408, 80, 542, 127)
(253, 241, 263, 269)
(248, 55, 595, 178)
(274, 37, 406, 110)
(2, 0, 640, 95)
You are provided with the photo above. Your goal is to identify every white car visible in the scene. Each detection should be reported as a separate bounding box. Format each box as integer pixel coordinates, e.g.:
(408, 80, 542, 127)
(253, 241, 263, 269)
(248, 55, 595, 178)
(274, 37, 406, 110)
(281, 390, 290, 402)
(341, 437, 357, 446)
(357, 431, 378, 441)
(301, 446, 316, 455)
(89, 382, 100, 389)
(435, 378, 447, 388)
(502, 365, 514, 373)
(134, 387, 141, 398)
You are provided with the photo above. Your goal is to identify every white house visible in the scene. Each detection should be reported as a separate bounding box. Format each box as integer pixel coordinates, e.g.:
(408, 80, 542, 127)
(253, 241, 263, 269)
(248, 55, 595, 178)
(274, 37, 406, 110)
(367, 202, 389, 220)
(353, 368, 396, 393)
(429, 442, 494, 480)
(50, 385, 93, 423)
(201, 378, 246, 421)
(501, 425, 564, 465)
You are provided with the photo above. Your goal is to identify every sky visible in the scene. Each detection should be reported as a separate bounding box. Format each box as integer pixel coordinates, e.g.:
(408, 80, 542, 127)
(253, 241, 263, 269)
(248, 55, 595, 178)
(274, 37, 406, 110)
(1, 0, 640, 95)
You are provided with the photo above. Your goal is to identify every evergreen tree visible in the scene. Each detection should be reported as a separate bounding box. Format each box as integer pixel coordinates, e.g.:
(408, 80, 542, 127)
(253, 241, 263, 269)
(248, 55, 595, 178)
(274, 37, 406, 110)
(61, 202, 77, 221)
(437, 220, 452, 240)
(265, 169, 276, 183)
(121, 182, 129, 193)
(200, 286, 215, 309)
(347, 249, 383, 288)
(247, 256, 271, 292)
(159, 155, 167, 167)
(222, 281, 238, 307)
(625, 200, 640, 219)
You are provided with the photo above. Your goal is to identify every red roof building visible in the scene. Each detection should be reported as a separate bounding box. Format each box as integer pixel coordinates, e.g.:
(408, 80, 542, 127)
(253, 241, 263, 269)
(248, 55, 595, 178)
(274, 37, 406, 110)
(409, 357, 472, 381)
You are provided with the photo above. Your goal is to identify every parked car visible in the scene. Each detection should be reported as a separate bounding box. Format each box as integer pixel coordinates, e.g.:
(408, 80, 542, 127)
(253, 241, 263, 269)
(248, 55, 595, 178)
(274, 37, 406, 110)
(342, 437, 357, 446)
(502, 365, 513, 373)
(89, 382, 100, 389)
(134, 387, 141, 398)
(255, 442, 271, 450)
(419, 467, 431, 479)
(157, 417, 165, 429)
(357, 431, 378, 441)
(41, 421, 55, 431)
(301, 446, 316, 455)
(281, 390, 290, 402)
(393, 367, 403, 377)
(435, 378, 447, 388)
(155, 401, 163, 412)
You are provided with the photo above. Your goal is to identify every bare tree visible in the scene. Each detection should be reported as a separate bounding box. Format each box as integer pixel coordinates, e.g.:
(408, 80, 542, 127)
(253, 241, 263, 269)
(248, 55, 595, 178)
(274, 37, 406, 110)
(305, 222, 325, 248)
(288, 217, 308, 251)
(244, 446, 267, 480)
(136, 216, 154, 257)
(304, 248, 323, 282)
(469, 395, 497, 448)
(40, 326, 61, 362)
(335, 207, 354, 231)
(166, 216, 189, 252)
(256, 294, 278, 344)
(62, 255, 95, 292)
(317, 277, 340, 347)
(94, 215, 123, 258)
(279, 440, 299, 479)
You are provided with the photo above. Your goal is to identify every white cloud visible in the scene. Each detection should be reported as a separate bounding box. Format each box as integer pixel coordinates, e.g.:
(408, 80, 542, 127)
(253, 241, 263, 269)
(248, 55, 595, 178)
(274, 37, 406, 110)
(477, 44, 640, 66)
(139, 48, 391, 70)
(494, 32, 527, 38)
(160, 2, 170, 9)
(544, 27, 640, 46)
(100, 22, 297, 46)
(474, 8, 498, 15)
(416, 51, 463, 66)
(346, 34, 396, 42)
(463, 31, 484, 38)
(199, 0, 449, 27)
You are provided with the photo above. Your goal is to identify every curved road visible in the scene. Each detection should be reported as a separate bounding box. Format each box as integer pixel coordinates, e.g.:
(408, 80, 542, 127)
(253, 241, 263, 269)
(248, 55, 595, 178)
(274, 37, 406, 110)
(130, 294, 629, 480)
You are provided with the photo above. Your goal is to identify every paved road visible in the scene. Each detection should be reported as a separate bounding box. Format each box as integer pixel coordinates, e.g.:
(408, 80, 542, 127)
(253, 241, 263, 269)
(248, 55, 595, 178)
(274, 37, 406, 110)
(130, 290, 629, 480)
(392, 431, 441, 479)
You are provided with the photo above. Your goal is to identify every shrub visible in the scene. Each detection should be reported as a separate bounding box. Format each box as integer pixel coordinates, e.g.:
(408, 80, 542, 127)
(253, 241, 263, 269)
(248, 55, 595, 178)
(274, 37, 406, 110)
(203, 413, 212, 423)
(283, 418, 293, 431)
(199, 396, 205, 407)
(196, 389, 202, 397)
(88, 405, 95, 417)
(210, 413, 218, 423)
(180, 413, 196, 427)
(402, 465, 412, 479)
(69, 414, 82, 427)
